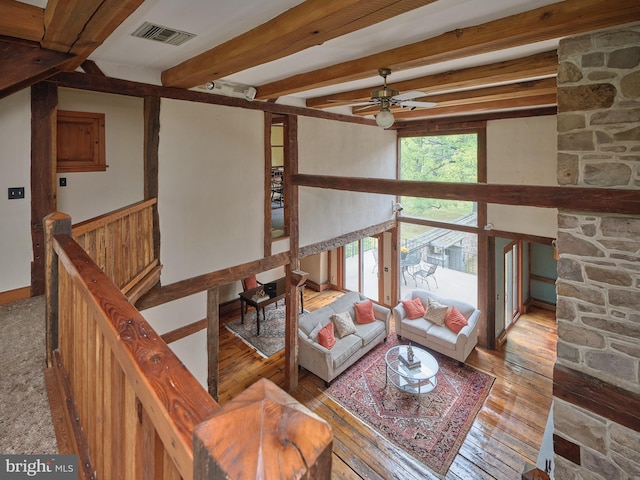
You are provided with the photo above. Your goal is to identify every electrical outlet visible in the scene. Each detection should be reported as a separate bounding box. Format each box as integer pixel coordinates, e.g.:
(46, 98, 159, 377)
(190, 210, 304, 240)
(59, 177, 67, 187)
(8, 187, 24, 199)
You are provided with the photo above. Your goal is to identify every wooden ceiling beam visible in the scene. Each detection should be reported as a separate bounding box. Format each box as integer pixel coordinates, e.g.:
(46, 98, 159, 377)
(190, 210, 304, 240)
(308, 50, 558, 109)
(394, 107, 557, 134)
(353, 77, 558, 116)
(42, 0, 144, 71)
(258, 0, 640, 99)
(161, 0, 436, 89)
(0, 0, 44, 42)
(0, 37, 72, 100)
(42, 0, 103, 52)
(392, 93, 557, 121)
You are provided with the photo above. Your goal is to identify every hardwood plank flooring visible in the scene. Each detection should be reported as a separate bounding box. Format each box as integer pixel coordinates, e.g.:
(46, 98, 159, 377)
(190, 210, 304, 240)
(217, 290, 556, 479)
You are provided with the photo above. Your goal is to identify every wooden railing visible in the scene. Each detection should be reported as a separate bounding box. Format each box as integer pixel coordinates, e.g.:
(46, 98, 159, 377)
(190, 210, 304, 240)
(44, 212, 332, 479)
(72, 199, 161, 303)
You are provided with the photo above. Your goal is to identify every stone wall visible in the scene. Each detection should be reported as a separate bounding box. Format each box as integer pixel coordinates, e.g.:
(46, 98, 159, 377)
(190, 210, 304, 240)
(555, 26, 640, 479)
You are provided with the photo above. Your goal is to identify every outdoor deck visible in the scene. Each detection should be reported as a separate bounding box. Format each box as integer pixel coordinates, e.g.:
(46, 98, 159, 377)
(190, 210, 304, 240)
(352, 249, 478, 307)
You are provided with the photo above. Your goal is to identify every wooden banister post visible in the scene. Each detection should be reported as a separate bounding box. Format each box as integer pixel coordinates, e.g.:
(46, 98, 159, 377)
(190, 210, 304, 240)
(43, 212, 72, 367)
(193, 378, 332, 480)
(285, 269, 309, 392)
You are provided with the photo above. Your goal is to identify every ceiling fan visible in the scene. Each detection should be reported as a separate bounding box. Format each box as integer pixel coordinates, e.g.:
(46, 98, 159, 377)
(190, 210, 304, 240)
(333, 68, 437, 128)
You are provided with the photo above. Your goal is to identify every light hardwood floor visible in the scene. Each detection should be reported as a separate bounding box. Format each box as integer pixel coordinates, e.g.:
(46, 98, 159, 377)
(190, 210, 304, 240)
(217, 289, 556, 479)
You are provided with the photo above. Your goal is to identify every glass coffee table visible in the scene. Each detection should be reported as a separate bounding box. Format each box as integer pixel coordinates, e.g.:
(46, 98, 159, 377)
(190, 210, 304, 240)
(385, 344, 439, 394)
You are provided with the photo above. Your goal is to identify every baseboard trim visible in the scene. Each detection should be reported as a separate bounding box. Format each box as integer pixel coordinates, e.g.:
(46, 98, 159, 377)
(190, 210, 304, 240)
(529, 298, 556, 311)
(304, 279, 330, 292)
(0, 286, 31, 305)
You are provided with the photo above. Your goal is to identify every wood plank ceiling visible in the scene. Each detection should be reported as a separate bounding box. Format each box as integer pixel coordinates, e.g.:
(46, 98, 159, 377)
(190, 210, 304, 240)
(1, 0, 639, 122)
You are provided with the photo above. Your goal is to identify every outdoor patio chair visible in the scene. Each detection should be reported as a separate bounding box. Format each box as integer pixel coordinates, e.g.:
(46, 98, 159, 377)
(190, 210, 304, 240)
(411, 263, 438, 289)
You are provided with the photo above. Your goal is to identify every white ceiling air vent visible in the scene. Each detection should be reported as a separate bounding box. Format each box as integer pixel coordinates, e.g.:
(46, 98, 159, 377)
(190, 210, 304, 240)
(131, 22, 196, 46)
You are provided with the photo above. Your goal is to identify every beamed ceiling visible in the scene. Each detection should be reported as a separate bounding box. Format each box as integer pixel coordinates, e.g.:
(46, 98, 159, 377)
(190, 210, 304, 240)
(1, 0, 639, 124)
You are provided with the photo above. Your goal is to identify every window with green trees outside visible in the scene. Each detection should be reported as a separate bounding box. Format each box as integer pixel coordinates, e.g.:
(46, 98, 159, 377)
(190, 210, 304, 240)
(399, 133, 477, 226)
(398, 133, 479, 306)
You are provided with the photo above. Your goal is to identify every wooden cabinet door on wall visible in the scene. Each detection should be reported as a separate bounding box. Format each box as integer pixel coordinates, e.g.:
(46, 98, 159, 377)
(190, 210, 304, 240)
(57, 110, 106, 172)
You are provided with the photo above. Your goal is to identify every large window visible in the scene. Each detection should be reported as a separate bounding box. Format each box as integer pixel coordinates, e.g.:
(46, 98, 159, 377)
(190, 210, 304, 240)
(398, 131, 481, 307)
(399, 224, 477, 306)
(400, 134, 477, 226)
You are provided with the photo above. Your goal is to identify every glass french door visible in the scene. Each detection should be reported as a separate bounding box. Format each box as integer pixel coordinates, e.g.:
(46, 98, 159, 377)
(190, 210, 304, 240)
(504, 241, 521, 329)
(344, 237, 379, 301)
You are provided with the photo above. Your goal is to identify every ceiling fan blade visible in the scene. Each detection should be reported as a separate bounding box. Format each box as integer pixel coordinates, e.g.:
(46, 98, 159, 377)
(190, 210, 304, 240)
(352, 104, 378, 113)
(392, 90, 427, 101)
(399, 100, 438, 108)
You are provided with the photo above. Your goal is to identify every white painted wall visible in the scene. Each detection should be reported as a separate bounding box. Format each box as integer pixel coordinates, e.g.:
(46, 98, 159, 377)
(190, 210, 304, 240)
(487, 116, 558, 238)
(142, 99, 266, 335)
(0, 90, 32, 292)
(298, 117, 396, 246)
(57, 88, 144, 223)
(158, 98, 265, 284)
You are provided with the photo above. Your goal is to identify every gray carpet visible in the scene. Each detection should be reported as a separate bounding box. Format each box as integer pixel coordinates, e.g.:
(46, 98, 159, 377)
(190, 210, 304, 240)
(0, 296, 58, 454)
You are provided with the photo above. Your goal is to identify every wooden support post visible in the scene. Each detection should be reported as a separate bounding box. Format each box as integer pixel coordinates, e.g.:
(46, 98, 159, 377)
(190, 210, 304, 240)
(143, 96, 161, 263)
(31, 81, 58, 296)
(284, 115, 301, 393)
(482, 235, 496, 350)
(193, 378, 332, 480)
(43, 211, 71, 367)
(207, 287, 220, 402)
(285, 269, 309, 392)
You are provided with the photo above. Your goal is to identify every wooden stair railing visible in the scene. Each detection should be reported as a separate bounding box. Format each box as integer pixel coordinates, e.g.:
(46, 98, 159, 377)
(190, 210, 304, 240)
(44, 212, 332, 479)
(71, 198, 162, 303)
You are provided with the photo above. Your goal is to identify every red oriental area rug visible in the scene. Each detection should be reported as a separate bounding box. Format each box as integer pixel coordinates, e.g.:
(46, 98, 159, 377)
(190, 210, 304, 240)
(325, 334, 494, 477)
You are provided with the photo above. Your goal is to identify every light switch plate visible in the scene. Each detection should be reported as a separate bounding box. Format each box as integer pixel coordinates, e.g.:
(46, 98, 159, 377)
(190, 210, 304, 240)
(8, 187, 24, 199)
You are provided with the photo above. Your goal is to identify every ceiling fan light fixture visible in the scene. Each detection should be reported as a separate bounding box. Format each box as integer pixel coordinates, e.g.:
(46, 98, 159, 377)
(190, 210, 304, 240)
(376, 108, 394, 128)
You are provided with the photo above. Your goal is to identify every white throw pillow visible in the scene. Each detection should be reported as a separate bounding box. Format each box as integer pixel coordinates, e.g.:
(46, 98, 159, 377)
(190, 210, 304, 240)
(309, 321, 324, 342)
(331, 311, 357, 338)
(424, 299, 450, 326)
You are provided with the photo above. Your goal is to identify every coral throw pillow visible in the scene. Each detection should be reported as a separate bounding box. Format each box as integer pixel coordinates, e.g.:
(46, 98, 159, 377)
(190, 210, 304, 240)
(445, 306, 468, 334)
(402, 297, 426, 319)
(318, 322, 336, 349)
(354, 300, 376, 324)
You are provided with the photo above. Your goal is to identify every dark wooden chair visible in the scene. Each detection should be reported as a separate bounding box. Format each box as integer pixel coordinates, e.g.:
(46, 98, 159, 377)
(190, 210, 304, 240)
(242, 275, 262, 314)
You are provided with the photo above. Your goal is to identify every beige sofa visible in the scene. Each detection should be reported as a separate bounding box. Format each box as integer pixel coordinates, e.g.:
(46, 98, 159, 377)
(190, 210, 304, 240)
(298, 291, 391, 385)
(392, 289, 480, 363)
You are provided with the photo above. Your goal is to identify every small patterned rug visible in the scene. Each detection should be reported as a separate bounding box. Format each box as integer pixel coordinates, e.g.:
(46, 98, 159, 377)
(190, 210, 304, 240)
(225, 303, 289, 358)
(325, 333, 494, 477)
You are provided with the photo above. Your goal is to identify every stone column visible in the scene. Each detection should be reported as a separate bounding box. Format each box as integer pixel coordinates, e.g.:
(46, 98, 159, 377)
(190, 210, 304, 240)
(555, 26, 640, 479)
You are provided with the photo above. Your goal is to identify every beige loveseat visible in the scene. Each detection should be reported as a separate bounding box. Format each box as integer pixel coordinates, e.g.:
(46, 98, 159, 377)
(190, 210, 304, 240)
(298, 291, 391, 385)
(392, 289, 480, 363)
